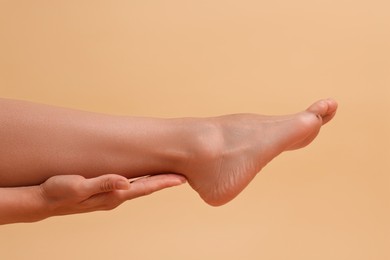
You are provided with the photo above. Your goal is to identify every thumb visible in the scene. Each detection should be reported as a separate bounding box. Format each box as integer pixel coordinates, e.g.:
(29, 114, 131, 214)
(83, 174, 130, 195)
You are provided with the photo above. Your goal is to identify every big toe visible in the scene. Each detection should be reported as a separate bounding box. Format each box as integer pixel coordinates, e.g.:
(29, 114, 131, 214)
(307, 99, 338, 125)
(286, 99, 337, 150)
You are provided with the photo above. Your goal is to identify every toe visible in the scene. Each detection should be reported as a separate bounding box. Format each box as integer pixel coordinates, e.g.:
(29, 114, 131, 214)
(322, 99, 338, 125)
(306, 99, 338, 125)
(307, 99, 329, 117)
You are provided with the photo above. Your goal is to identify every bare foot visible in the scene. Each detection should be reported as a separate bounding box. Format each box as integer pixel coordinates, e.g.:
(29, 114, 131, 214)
(182, 99, 338, 206)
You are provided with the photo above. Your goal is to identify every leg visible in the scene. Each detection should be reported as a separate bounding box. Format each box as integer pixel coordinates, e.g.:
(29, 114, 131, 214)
(0, 98, 191, 186)
(0, 98, 337, 206)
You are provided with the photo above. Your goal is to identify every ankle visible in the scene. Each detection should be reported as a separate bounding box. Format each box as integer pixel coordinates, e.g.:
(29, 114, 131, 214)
(174, 118, 224, 173)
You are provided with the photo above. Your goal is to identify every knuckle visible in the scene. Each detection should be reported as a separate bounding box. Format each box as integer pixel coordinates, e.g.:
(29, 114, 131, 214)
(100, 178, 114, 192)
(72, 181, 85, 196)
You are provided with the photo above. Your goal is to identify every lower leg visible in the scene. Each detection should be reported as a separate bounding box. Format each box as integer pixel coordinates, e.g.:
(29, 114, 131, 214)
(0, 98, 337, 206)
(0, 98, 190, 186)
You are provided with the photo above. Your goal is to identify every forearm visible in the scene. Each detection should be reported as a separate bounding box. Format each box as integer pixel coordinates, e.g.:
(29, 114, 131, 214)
(0, 98, 189, 187)
(0, 186, 47, 225)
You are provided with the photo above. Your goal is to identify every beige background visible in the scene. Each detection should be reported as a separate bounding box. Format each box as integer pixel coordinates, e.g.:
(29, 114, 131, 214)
(0, 1, 389, 259)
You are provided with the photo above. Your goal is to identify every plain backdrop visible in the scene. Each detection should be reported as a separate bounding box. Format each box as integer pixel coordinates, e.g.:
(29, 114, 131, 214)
(0, 1, 389, 259)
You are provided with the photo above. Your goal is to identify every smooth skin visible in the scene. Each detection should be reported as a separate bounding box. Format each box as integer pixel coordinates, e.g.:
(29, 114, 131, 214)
(0, 98, 337, 223)
(0, 173, 186, 224)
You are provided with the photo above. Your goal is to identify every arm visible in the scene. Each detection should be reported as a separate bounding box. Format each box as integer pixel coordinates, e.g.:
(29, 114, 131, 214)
(0, 173, 186, 225)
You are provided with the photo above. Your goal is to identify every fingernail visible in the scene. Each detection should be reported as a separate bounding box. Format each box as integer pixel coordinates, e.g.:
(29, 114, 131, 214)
(176, 175, 187, 185)
(116, 180, 130, 190)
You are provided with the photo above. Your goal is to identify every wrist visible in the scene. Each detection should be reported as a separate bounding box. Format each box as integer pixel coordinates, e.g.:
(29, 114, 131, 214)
(0, 185, 49, 225)
(20, 185, 50, 223)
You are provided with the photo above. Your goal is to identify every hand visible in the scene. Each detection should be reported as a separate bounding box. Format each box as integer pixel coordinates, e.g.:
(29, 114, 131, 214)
(39, 174, 186, 218)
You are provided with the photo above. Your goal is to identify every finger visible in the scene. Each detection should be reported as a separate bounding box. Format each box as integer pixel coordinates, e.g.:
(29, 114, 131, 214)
(81, 174, 186, 211)
(82, 174, 130, 195)
(121, 174, 186, 200)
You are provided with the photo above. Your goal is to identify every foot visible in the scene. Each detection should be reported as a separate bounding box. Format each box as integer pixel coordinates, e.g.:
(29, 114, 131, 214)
(181, 99, 338, 206)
